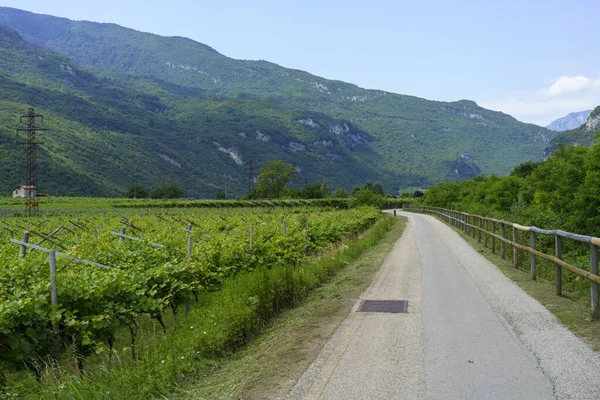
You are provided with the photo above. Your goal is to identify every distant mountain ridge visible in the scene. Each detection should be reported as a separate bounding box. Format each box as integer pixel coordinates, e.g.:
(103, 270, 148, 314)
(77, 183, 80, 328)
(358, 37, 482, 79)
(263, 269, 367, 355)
(546, 110, 592, 131)
(0, 7, 556, 197)
(544, 106, 600, 157)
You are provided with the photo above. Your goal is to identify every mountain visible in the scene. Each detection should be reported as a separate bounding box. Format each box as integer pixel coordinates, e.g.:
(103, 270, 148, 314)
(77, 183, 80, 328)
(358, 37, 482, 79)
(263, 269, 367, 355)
(546, 110, 592, 131)
(0, 7, 556, 197)
(543, 106, 600, 157)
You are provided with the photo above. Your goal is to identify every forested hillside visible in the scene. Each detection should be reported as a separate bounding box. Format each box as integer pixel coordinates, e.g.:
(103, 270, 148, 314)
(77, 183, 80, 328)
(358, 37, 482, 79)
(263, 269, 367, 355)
(0, 7, 556, 197)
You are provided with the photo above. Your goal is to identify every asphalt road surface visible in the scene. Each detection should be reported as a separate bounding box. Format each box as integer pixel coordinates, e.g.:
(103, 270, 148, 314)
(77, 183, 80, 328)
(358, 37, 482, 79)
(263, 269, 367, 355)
(288, 212, 600, 400)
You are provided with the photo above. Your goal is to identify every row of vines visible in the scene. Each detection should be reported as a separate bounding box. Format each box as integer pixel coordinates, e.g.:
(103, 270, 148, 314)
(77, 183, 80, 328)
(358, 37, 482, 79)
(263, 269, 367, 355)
(0, 206, 381, 388)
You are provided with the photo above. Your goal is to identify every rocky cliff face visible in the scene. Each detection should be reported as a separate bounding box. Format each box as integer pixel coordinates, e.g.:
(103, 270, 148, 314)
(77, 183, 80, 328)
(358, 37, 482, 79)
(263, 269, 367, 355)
(546, 110, 592, 131)
(585, 109, 600, 131)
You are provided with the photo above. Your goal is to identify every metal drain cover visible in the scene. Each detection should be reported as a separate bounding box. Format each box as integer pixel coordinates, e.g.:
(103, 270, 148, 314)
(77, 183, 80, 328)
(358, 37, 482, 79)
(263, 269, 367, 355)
(358, 300, 408, 313)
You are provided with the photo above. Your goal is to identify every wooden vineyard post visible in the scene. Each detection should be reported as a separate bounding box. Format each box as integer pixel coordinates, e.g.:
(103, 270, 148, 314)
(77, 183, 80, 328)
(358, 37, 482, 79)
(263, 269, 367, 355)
(530, 230, 536, 280)
(555, 234, 562, 296)
(513, 227, 518, 268)
(19, 231, 30, 257)
(186, 224, 193, 262)
(304, 230, 308, 254)
(119, 227, 126, 245)
(49, 251, 60, 365)
(591, 244, 599, 319)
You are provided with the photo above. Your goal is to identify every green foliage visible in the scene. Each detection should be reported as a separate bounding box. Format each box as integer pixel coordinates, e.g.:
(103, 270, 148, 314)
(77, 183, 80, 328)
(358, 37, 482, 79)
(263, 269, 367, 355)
(421, 140, 600, 237)
(296, 183, 328, 199)
(333, 188, 349, 198)
(352, 188, 385, 208)
(510, 161, 539, 178)
(149, 184, 184, 199)
(214, 190, 226, 200)
(124, 184, 148, 199)
(0, 206, 384, 397)
(256, 160, 297, 198)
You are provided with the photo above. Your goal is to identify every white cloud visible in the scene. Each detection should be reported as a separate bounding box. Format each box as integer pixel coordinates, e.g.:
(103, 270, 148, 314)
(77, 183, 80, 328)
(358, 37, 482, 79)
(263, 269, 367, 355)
(548, 76, 591, 96)
(480, 76, 600, 126)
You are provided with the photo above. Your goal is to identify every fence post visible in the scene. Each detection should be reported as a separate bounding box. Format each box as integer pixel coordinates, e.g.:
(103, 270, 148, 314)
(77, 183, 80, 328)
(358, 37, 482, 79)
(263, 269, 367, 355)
(478, 218, 482, 243)
(501, 224, 506, 259)
(484, 219, 488, 247)
(49, 251, 60, 365)
(513, 227, 519, 268)
(492, 222, 496, 254)
(119, 227, 126, 244)
(555, 234, 562, 296)
(19, 231, 30, 257)
(472, 216, 476, 239)
(591, 244, 599, 319)
(393, 209, 396, 217)
(530, 230, 536, 280)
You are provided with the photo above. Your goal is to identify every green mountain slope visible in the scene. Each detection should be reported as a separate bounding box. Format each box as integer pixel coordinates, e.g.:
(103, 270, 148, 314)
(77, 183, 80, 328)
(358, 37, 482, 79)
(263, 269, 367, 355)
(0, 7, 557, 197)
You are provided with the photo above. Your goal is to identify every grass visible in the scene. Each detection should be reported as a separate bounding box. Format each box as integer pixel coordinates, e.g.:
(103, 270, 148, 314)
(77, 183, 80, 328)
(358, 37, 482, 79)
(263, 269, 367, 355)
(439, 217, 600, 351)
(172, 216, 407, 399)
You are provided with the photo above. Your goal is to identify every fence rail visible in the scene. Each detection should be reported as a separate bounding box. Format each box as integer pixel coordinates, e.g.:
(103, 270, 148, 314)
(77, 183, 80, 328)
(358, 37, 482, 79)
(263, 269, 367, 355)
(402, 205, 600, 318)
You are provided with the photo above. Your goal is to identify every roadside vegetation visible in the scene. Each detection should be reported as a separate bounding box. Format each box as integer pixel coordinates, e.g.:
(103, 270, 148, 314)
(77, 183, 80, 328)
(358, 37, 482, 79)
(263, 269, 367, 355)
(420, 138, 600, 237)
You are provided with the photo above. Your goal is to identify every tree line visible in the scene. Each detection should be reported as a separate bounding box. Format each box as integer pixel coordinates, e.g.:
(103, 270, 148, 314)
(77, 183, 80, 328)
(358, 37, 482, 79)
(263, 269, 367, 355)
(125, 159, 393, 206)
(420, 137, 600, 236)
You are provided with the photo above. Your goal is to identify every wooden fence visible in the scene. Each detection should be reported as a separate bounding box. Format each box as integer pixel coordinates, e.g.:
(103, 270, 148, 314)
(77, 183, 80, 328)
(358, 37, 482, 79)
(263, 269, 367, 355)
(402, 205, 600, 318)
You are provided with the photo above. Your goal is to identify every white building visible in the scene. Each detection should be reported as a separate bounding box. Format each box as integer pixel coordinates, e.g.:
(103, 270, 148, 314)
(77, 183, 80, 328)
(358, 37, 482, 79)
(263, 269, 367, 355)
(11, 185, 37, 198)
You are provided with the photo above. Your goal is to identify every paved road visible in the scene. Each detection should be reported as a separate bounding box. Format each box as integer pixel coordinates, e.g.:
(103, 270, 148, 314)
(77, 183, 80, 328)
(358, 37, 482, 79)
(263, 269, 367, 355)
(288, 212, 600, 400)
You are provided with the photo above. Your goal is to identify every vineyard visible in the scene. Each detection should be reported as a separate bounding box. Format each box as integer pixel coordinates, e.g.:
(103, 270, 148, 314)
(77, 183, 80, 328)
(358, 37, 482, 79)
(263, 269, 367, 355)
(0, 205, 385, 397)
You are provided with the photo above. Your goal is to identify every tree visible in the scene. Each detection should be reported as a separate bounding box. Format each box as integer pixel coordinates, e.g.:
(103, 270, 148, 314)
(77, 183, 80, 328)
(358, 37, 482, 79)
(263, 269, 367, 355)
(149, 184, 184, 199)
(510, 161, 539, 178)
(256, 160, 297, 198)
(124, 184, 148, 199)
(333, 188, 349, 198)
(214, 190, 226, 200)
(372, 181, 385, 195)
(300, 184, 324, 199)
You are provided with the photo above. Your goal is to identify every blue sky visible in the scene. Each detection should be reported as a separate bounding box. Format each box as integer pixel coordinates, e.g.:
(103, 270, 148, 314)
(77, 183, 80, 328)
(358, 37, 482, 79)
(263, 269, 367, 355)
(1, 0, 599, 126)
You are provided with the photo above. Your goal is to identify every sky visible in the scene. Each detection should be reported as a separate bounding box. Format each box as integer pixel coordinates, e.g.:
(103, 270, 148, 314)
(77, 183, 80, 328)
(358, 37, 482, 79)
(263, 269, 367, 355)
(1, 0, 599, 126)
